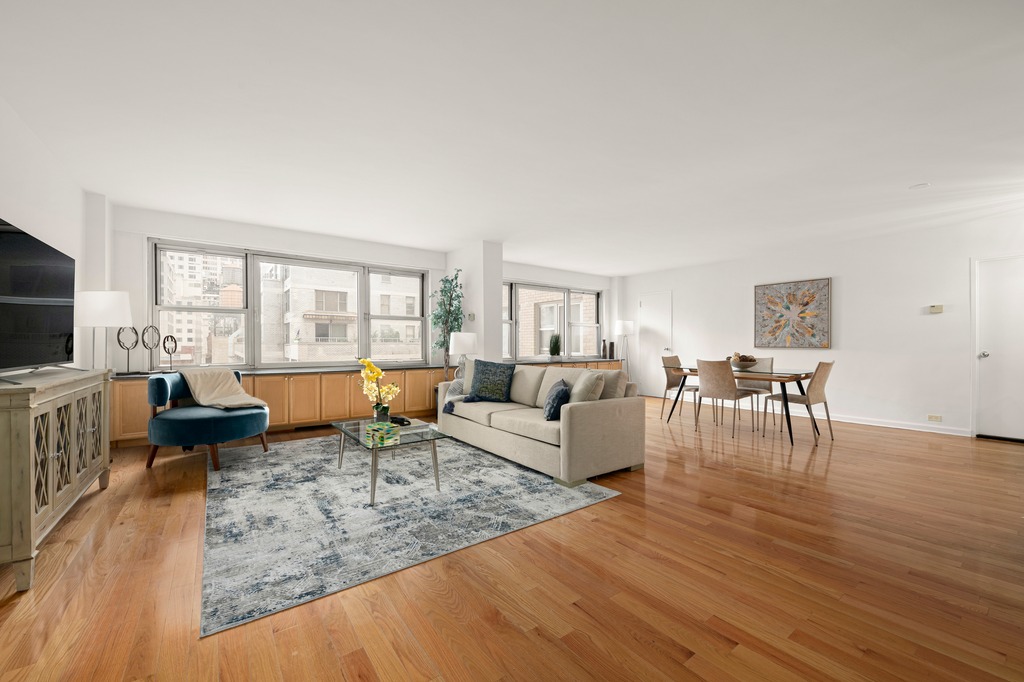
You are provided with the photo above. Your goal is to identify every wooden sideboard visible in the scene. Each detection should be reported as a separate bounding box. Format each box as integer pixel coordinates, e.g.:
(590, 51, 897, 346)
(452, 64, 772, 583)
(0, 368, 111, 591)
(110, 367, 452, 447)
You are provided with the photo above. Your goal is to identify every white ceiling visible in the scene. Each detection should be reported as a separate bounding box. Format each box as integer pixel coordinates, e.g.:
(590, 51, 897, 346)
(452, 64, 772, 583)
(3, 1, 1024, 276)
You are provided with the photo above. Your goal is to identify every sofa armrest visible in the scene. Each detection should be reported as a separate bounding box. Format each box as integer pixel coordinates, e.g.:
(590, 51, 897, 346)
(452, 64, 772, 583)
(559, 396, 645, 483)
(437, 381, 453, 421)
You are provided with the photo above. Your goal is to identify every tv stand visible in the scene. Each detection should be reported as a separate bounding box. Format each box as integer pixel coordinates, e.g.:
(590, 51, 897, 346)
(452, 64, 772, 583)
(0, 368, 111, 590)
(0, 364, 84, 386)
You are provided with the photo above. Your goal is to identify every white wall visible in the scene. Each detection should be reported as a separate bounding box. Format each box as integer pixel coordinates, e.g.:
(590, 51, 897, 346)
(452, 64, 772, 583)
(447, 241, 503, 362)
(619, 214, 1024, 435)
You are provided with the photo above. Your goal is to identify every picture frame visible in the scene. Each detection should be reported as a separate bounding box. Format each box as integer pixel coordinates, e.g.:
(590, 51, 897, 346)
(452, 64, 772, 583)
(754, 277, 831, 348)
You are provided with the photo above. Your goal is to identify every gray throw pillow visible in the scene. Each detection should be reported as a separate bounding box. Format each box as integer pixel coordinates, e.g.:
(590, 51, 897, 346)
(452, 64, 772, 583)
(463, 360, 515, 403)
(543, 379, 571, 421)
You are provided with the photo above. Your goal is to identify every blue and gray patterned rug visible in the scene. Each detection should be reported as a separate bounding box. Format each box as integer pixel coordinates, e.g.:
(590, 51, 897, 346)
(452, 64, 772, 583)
(201, 435, 618, 636)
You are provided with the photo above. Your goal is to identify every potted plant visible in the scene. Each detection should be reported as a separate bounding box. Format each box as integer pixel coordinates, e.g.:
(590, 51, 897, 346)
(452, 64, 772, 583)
(549, 333, 562, 360)
(358, 358, 401, 422)
(430, 269, 464, 378)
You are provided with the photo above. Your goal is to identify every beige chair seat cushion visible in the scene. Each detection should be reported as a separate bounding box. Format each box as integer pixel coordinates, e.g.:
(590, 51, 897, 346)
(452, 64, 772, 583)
(490, 408, 560, 446)
(451, 401, 531, 427)
(768, 393, 810, 404)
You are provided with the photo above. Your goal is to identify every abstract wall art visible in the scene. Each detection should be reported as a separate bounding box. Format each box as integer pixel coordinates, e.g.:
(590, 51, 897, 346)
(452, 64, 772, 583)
(754, 277, 831, 348)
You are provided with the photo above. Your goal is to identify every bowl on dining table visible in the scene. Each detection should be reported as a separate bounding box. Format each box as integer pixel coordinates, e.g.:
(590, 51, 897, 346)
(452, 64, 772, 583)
(731, 360, 757, 370)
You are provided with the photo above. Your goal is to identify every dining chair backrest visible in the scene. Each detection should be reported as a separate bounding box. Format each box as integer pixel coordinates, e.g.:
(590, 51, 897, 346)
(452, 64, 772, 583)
(662, 355, 683, 390)
(805, 361, 834, 403)
(736, 356, 774, 390)
(696, 359, 739, 400)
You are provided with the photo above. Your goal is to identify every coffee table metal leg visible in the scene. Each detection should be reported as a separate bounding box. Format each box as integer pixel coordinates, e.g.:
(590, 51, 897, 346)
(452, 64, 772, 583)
(338, 434, 347, 468)
(370, 446, 379, 505)
(430, 441, 440, 491)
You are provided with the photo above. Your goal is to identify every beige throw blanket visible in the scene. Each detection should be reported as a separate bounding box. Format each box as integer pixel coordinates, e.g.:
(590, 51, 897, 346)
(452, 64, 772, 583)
(179, 368, 268, 409)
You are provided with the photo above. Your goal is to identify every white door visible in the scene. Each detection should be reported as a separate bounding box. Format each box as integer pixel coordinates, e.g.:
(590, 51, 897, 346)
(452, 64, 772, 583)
(976, 255, 1024, 440)
(637, 292, 672, 397)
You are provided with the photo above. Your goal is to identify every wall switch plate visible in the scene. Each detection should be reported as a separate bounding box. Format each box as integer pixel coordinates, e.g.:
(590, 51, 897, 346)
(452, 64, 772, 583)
(929, 305, 944, 314)
(928, 414, 943, 422)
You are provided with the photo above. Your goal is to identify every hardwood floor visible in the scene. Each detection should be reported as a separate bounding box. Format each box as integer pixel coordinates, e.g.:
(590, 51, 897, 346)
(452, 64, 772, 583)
(2, 401, 1023, 680)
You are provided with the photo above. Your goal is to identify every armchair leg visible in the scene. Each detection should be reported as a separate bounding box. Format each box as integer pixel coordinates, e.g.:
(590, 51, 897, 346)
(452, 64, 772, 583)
(824, 402, 835, 440)
(146, 444, 159, 468)
(209, 444, 221, 471)
(695, 397, 702, 431)
(259, 432, 269, 452)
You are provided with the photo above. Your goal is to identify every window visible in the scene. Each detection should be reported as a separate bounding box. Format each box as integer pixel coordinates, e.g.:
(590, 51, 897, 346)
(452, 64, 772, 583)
(315, 289, 347, 312)
(569, 291, 599, 356)
(369, 271, 424, 362)
(258, 258, 359, 364)
(510, 283, 601, 360)
(156, 246, 247, 367)
(502, 283, 512, 359)
(154, 241, 427, 368)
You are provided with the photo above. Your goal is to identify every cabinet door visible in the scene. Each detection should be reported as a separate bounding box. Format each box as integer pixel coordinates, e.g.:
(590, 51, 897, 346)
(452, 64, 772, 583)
(240, 375, 255, 396)
(31, 407, 56, 527)
(385, 371, 406, 414)
(73, 385, 104, 483)
(320, 373, 351, 422)
(51, 394, 77, 510)
(288, 374, 322, 425)
(403, 370, 433, 413)
(348, 375, 374, 418)
(254, 376, 291, 428)
(110, 379, 151, 441)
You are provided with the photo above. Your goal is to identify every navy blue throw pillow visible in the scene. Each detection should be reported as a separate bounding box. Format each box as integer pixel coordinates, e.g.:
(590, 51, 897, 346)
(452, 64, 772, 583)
(442, 401, 456, 414)
(543, 379, 571, 421)
(463, 360, 515, 403)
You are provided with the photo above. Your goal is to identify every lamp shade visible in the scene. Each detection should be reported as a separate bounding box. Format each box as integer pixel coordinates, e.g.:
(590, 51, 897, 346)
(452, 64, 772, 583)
(449, 331, 478, 355)
(614, 320, 634, 336)
(75, 290, 133, 327)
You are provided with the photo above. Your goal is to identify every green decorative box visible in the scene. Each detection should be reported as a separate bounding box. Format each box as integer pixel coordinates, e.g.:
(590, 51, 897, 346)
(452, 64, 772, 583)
(364, 421, 400, 447)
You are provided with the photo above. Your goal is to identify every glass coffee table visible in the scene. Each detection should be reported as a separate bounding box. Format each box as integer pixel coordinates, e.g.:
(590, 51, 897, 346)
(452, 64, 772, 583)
(331, 418, 451, 505)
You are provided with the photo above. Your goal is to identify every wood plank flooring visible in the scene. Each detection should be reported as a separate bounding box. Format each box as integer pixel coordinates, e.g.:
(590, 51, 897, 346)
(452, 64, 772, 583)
(2, 401, 1023, 680)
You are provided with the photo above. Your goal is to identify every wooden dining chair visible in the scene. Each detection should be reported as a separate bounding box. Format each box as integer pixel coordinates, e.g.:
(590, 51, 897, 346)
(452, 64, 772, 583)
(695, 359, 756, 437)
(763, 361, 835, 444)
(661, 355, 698, 420)
(736, 356, 775, 427)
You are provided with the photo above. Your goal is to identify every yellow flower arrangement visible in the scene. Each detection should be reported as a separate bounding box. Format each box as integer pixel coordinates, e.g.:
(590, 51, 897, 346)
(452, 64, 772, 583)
(358, 358, 400, 413)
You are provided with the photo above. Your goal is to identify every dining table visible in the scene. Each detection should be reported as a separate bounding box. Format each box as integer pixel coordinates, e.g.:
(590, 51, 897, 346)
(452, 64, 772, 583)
(665, 365, 816, 445)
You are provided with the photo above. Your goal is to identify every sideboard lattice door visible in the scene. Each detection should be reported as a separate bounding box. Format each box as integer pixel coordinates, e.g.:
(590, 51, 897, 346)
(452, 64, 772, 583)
(33, 412, 52, 518)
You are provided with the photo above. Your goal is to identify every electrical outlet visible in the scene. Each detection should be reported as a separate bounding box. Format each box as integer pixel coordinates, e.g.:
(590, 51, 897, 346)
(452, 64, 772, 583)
(927, 414, 943, 422)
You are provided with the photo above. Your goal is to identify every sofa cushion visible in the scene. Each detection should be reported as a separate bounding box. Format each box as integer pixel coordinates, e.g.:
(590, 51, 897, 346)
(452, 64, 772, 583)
(510, 365, 546, 405)
(491, 408, 561, 446)
(543, 379, 571, 420)
(464, 360, 515, 403)
(535, 367, 586, 407)
(595, 370, 628, 399)
(451, 400, 525, 426)
(569, 372, 605, 403)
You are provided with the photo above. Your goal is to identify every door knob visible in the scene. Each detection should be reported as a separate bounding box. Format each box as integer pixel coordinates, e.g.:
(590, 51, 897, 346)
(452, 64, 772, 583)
(979, 350, 990, 358)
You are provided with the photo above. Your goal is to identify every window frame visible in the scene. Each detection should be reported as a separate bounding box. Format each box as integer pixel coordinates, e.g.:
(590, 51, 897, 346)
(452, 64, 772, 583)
(508, 282, 602, 361)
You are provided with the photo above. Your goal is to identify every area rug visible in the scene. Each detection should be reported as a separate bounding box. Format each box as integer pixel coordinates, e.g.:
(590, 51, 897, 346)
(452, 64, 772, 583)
(200, 435, 619, 636)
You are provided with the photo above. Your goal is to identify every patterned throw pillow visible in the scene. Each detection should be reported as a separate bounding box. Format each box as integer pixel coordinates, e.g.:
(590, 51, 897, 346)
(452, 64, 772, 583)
(463, 360, 515, 403)
(543, 379, 571, 421)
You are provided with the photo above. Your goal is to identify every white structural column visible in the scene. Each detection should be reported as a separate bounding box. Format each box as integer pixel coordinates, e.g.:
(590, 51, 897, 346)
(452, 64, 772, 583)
(446, 241, 503, 362)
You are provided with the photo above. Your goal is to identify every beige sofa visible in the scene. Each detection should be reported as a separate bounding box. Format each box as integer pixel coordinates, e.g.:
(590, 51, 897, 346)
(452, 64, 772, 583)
(437, 362, 645, 486)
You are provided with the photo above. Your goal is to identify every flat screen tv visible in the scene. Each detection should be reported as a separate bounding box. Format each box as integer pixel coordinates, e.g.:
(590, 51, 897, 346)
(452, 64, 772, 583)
(0, 220, 76, 373)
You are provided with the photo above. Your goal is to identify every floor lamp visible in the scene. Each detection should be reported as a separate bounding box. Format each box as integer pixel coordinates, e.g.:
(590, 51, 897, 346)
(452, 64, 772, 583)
(74, 291, 133, 370)
(615, 320, 634, 379)
(449, 332, 478, 380)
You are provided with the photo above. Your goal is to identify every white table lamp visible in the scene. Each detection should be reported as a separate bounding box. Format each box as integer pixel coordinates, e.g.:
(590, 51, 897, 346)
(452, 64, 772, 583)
(75, 290, 133, 369)
(449, 332, 478, 379)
